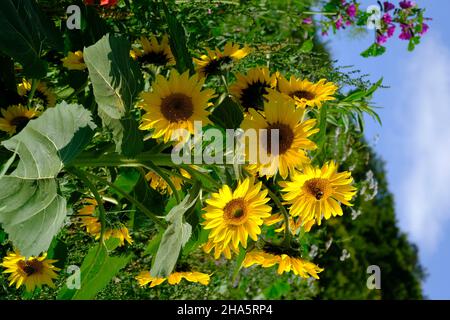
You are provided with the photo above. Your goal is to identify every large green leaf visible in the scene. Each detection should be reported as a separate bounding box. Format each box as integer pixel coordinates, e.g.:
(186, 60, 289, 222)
(0, 0, 63, 78)
(0, 102, 96, 256)
(150, 186, 200, 278)
(210, 96, 244, 129)
(57, 239, 132, 300)
(84, 34, 144, 155)
(161, 2, 194, 74)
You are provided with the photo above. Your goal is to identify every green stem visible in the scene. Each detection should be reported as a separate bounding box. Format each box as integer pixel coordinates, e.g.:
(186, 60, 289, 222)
(265, 185, 292, 246)
(68, 152, 176, 168)
(68, 168, 107, 244)
(27, 79, 38, 109)
(81, 170, 167, 229)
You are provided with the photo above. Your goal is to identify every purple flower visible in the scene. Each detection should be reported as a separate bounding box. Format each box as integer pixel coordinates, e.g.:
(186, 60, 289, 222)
(322, 30, 329, 36)
(376, 34, 388, 45)
(399, 1, 415, 9)
(399, 25, 413, 40)
(302, 17, 313, 25)
(387, 24, 396, 37)
(346, 3, 357, 18)
(420, 23, 429, 35)
(382, 13, 392, 24)
(345, 20, 352, 26)
(335, 17, 343, 29)
(383, 1, 395, 12)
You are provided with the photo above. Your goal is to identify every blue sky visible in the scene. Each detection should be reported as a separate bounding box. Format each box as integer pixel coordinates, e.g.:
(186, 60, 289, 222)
(325, 0, 450, 299)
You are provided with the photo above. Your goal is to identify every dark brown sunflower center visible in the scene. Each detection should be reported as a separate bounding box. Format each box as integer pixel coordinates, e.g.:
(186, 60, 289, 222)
(291, 90, 315, 101)
(266, 122, 295, 154)
(34, 90, 49, 105)
(203, 56, 233, 76)
(140, 50, 171, 66)
(160, 93, 194, 122)
(304, 178, 331, 200)
(223, 198, 248, 225)
(10, 116, 31, 132)
(18, 259, 43, 276)
(240, 81, 270, 111)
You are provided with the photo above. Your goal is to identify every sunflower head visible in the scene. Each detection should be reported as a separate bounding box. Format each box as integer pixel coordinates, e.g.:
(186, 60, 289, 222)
(282, 161, 357, 228)
(194, 42, 251, 77)
(1, 252, 60, 292)
(242, 248, 323, 279)
(229, 67, 278, 111)
(17, 79, 56, 108)
(61, 51, 87, 70)
(139, 70, 215, 142)
(202, 177, 271, 257)
(278, 75, 337, 108)
(0, 104, 40, 135)
(240, 90, 319, 179)
(136, 270, 210, 287)
(77, 198, 133, 246)
(131, 35, 175, 67)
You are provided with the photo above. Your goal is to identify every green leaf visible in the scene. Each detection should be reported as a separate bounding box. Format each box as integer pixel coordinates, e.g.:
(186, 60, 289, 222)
(210, 96, 244, 129)
(161, 2, 194, 74)
(2, 102, 95, 179)
(0, 0, 63, 78)
(84, 34, 144, 155)
(0, 102, 96, 256)
(113, 168, 140, 195)
(57, 240, 132, 300)
(300, 39, 314, 52)
(47, 238, 68, 269)
(360, 43, 386, 58)
(150, 187, 201, 278)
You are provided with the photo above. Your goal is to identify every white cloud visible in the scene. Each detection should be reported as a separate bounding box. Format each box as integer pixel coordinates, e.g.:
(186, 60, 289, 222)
(397, 34, 450, 253)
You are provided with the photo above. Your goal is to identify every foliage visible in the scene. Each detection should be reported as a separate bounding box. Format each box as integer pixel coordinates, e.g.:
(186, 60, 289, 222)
(0, 0, 424, 300)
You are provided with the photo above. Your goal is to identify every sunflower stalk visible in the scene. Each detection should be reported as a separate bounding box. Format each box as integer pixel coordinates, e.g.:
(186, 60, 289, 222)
(79, 169, 167, 229)
(265, 186, 292, 247)
(68, 168, 107, 244)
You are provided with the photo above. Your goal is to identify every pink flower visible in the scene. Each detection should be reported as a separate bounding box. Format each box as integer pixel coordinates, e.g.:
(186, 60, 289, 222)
(335, 17, 343, 29)
(399, 1, 415, 9)
(346, 3, 357, 18)
(387, 24, 396, 37)
(207, 8, 212, 14)
(420, 23, 429, 35)
(302, 17, 313, 25)
(399, 25, 413, 40)
(382, 13, 392, 24)
(376, 34, 388, 45)
(345, 20, 352, 26)
(383, 1, 395, 12)
(322, 30, 329, 36)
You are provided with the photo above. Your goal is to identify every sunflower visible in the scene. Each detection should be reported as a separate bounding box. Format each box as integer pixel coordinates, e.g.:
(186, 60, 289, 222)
(136, 270, 210, 287)
(18, 79, 56, 108)
(202, 178, 271, 256)
(264, 213, 309, 235)
(281, 161, 357, 228)
(77, 198, 133, 246)
(202, 239, 239, 259)
(278, 75, 337, 109)
(145, 169, 190, 195)
(240, 90, 319, 179)
(1, 252, 60, 292)
(139, 70, 215, 142)
(243, 249, 323, 278)
(0, 104, 40, 135)
(131, 35, 175, 67)
(61, 51, 87, 70)
(194, 42, 251, 77)
(229, 67, 278, 111)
